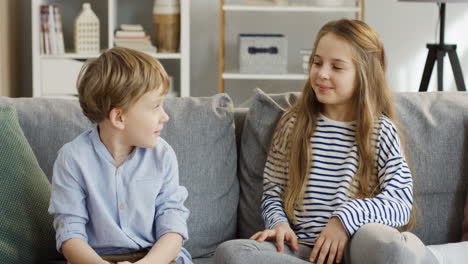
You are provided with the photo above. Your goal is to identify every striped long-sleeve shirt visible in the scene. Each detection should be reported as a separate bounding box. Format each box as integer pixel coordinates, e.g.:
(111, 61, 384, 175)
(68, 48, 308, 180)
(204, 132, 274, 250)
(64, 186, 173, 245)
(262, 113, 413, 245)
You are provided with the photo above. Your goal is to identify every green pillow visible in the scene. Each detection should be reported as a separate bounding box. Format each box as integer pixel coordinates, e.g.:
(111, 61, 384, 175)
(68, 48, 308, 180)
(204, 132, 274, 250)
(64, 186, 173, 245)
(0, 104, 57, 263)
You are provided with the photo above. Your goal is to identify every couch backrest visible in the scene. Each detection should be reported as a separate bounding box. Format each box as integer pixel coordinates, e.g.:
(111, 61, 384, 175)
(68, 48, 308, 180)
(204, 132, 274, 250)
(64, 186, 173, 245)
(235, 89, 468, 245)
(396, 92, 468, 244)
(2, 90, 467, 251)
(0, 95, 239, 259)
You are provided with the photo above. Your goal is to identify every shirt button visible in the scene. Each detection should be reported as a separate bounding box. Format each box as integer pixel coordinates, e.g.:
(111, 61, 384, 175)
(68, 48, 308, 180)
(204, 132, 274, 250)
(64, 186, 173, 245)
(119, 203, 125, 210)
(59, 222, 65, 228)
(117, 168, 122, 174)
(128, 233, 135, 238)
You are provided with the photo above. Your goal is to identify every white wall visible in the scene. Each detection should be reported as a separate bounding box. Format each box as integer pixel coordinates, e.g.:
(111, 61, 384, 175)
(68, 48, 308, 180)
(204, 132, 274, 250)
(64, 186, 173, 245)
(367, 0, 468, 93)
(190, 0, 468, 105)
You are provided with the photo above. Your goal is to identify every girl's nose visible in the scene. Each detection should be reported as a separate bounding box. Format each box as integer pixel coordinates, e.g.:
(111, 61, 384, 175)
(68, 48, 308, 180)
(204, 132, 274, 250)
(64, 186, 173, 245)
(318, 68, 330, 79)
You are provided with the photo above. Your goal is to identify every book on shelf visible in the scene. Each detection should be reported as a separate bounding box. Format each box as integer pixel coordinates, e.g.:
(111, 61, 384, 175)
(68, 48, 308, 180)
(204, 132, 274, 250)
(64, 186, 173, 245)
(114, 24, 157, 53)
(114, 39, 153, 45)
(115, 30, 146, 38)
(47, 5, 57, 54)
(39, 5, 49, 55)
(115, 35, 151, 40)
(120, 24, 144, 31)
(39, 4, 65, 55)
(54, 6, 65, 55)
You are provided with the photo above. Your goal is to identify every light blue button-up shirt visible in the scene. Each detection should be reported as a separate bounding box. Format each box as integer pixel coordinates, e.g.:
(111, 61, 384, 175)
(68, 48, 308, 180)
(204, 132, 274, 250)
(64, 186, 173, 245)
(48, 126, 192, 263)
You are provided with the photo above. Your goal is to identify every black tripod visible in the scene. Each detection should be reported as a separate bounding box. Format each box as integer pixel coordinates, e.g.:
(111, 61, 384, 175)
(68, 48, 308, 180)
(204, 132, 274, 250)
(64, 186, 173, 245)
(419, 3, 466, 92)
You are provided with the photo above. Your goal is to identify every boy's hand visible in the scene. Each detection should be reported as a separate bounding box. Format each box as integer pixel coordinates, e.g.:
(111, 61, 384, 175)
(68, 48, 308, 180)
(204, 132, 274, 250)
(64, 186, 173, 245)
(310, 217, 348, 264)
(250, 222, 299, 253)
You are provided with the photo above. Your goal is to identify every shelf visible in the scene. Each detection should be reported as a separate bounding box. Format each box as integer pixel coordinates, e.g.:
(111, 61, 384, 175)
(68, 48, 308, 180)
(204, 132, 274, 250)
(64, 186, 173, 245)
(40, 53, 100, 59)
(145, 52, 182, 59)
(39, 52, 182, 60)
(223, 72, 308, 80)
(223, 4, 361, 13)
(41, 94, 78, 99)
(32, 0, 191, 97)
(218, 0, 365, 93)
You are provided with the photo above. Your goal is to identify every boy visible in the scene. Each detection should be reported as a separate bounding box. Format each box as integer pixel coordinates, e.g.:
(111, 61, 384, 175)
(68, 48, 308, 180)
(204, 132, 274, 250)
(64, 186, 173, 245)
(48, 47, 191, 264)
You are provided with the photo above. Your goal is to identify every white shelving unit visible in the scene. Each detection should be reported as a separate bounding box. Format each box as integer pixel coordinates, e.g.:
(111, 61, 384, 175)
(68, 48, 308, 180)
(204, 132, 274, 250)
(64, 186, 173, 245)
(223, 5, 361, 12)
(223, 72, 308, 80)
(32, 0, 190, 98)
(218, 0, 365, 93)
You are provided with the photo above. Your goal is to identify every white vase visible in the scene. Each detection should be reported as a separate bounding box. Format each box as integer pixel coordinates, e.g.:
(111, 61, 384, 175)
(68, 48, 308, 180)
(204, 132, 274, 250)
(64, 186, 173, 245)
(74, 3, 100, 54)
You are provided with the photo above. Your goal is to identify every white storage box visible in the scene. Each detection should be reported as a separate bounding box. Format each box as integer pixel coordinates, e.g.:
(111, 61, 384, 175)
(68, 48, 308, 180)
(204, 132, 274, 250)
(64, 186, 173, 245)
(40, 58, 83, 96)
(239, 34, 287, 74)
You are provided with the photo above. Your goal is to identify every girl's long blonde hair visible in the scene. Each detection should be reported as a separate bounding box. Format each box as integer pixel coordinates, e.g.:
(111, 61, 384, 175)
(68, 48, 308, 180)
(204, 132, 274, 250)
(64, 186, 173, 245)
(279, 19, 415, 230)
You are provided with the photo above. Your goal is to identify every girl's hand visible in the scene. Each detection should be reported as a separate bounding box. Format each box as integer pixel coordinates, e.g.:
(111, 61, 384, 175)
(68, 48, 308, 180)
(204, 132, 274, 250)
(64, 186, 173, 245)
(310, 217, 348, 264)
(121, 259, 150, 264)
(250, 222, 299, 253)
(133, 259, 150, 264)
(116, 257, 163, 264)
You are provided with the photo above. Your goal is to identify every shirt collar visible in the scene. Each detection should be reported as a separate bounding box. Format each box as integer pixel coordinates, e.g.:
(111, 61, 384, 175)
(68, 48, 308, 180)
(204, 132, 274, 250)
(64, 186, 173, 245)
(89, 125, 138, 166)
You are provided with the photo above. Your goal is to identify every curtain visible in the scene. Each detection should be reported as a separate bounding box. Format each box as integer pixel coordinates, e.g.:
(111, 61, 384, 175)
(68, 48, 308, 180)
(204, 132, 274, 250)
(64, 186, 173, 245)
(0, 0, 18, 97)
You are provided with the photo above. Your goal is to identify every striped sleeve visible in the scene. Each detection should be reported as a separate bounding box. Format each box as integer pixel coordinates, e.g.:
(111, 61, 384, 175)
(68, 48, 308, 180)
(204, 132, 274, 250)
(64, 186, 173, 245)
(261, 115, 293, 229)
(332, 118, 413, 237)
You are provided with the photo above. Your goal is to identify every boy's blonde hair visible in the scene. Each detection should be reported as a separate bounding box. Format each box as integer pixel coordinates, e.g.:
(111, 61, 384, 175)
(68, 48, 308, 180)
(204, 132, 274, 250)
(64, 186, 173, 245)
(77, 47, 170, 123)
(277, 19, 415, 230)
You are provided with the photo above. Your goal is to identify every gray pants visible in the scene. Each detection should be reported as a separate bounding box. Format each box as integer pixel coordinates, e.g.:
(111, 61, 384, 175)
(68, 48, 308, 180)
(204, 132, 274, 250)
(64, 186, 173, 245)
(213, 223, 438, 264)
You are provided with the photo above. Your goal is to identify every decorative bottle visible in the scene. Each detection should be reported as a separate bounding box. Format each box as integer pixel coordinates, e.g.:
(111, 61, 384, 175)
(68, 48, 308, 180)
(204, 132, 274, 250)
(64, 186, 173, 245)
(74, 3, 100, 54)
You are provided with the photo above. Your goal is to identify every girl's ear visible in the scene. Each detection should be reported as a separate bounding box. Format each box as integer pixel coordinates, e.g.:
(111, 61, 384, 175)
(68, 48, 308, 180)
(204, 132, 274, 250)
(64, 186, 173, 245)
(108, 108, 125, 130)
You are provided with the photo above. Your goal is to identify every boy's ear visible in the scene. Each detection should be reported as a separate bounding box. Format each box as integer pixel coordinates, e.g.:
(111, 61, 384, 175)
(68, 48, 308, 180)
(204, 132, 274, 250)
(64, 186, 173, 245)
(108, 108, 125, 130)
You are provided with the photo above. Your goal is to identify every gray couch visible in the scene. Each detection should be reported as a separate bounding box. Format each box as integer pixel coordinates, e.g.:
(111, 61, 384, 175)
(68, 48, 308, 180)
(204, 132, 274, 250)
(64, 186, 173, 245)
(0, 89, 467, 264)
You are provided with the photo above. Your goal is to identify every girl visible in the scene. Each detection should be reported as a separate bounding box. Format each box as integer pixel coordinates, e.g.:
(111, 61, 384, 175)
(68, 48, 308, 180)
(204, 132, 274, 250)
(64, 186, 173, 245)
(214, 19, 438, 264)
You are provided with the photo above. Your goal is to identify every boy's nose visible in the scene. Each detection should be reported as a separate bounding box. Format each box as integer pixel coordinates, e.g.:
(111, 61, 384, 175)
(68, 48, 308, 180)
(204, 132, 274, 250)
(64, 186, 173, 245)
(162, 111, 169, 123)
